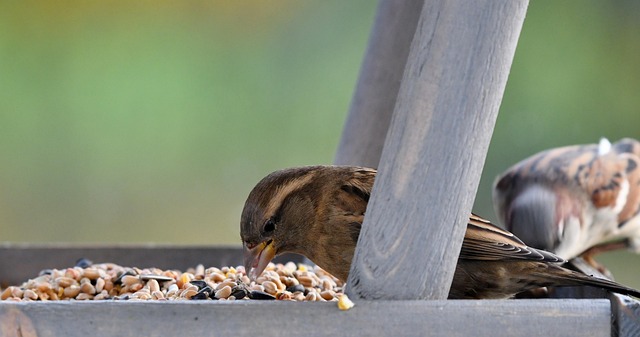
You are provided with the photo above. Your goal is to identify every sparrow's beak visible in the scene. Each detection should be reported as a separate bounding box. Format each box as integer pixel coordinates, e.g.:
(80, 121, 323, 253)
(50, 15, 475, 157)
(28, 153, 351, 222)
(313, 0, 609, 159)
(243, 239, 277, 280)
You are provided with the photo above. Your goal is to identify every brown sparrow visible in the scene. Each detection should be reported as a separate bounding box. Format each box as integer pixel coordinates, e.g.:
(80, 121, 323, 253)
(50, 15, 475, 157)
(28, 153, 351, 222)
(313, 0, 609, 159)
(241, 165, 640, 299)
(494, 138, 640, 270)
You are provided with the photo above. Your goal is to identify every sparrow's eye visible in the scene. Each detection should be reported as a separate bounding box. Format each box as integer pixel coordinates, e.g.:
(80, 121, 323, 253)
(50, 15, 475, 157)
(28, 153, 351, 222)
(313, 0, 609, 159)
(263, 218, 276, 233)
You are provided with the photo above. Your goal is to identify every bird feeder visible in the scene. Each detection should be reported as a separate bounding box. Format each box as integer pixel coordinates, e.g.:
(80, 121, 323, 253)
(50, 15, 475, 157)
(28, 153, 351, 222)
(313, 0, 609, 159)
(1, 1, 638, 336)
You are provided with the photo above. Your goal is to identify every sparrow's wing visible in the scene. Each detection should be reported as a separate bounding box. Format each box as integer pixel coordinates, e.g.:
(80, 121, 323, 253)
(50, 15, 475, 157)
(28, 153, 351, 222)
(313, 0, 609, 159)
(618, 153, 640, 225)
(492, 143, 596, 227)
(575, 141, 640, 221)
(329, 167, 377, 244)
(459, 214, 565, 263)
(598, 139, 640, 225)
(492, 138, 640, 258)
(495, 138, 640, 222)
(338, 167, 376, 204)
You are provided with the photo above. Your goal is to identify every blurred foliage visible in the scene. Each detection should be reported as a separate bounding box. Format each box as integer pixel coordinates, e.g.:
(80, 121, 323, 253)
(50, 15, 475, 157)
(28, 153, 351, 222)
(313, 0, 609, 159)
(0, 0, 375, 244)
(0, 2, 638, 286)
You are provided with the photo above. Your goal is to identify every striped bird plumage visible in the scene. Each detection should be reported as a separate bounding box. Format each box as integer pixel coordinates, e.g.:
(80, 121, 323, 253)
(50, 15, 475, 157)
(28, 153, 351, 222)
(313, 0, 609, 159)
(493, 138, 640, 268)
(242, 165, 640, 299)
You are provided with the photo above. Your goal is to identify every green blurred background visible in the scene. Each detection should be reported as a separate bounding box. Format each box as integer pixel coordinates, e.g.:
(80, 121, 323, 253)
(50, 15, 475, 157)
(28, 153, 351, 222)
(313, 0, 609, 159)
(1, 1, 638, 287)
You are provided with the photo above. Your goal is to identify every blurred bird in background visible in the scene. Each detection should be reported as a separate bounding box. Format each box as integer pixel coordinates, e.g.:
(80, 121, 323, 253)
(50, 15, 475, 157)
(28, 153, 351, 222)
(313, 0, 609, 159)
(493, 138, 640, 274)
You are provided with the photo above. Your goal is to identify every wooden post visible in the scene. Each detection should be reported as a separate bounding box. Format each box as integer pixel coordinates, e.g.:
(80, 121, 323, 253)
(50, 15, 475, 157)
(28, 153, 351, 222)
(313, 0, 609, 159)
(333, 0, 424, 168)
(347, 0, 529, 300)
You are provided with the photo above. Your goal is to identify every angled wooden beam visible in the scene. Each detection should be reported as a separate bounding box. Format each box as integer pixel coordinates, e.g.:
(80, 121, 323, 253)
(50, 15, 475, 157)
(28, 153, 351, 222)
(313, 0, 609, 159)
(347, 0, 529, 300)
(334, 0, 424, 168)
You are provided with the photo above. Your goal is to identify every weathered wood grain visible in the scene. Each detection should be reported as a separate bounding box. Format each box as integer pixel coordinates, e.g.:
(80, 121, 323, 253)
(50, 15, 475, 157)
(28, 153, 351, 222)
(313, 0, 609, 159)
(610, 293, 640, 337)
(333, 0, 424, 168)
(346, 0, 529, 300)
(0, 300, 610, 337)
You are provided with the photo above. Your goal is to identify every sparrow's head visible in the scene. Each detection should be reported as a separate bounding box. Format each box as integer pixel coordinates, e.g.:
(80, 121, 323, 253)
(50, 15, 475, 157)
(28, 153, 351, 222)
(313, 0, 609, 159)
(240, 166, 323, 279)
(240, 165, 374, 281)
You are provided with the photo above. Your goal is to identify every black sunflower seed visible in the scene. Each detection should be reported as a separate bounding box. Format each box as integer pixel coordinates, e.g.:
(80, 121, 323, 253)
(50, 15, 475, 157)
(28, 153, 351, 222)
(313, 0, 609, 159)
(139, 274, 174, 282)
(248, 290, 276, 300)
(189, 280, 209, 290)
(75, 258, 93, 268)
(191, 291, 210, 300)
(231, 287, 248, 300)
(38, 269, 53, 276)
(114, 270, 137, 285)
(286, 284, 305, 293)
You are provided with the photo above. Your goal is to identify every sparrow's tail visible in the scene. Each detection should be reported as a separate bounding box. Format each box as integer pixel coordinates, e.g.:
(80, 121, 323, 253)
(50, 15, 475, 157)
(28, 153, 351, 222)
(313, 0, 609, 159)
(540, 264, 640, 298)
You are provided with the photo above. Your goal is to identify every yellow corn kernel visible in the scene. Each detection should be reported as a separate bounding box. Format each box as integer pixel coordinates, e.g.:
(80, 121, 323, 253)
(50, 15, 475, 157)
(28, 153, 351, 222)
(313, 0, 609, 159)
(337, 294, 354, 311)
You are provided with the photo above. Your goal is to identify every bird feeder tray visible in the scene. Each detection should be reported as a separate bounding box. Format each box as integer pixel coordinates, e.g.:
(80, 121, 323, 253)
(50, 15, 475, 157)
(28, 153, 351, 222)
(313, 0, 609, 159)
(0, 244, 636, 337)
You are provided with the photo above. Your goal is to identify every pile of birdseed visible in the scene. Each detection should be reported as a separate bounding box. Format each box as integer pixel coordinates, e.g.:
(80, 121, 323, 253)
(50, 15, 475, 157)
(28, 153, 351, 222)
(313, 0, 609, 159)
(0, 261, 344, 302)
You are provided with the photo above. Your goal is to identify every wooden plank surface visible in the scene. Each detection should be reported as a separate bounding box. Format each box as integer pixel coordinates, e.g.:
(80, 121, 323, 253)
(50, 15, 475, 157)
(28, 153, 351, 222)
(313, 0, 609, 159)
(333, 0, 424, 168)
(0, 244, 300, 287)
(347, 0, 529, 300)
(550, 258, 640, 337)
(0, 299, 610, 337)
